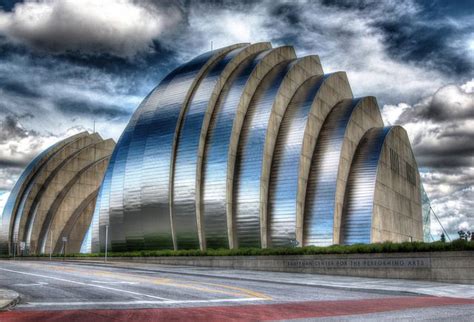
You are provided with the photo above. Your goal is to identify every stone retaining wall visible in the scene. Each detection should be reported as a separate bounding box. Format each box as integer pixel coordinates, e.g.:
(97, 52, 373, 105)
(12, 251, 474, 284)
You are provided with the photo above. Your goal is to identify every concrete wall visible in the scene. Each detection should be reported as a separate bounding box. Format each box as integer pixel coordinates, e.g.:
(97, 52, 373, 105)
(2, 132, 116, 256)
(32, 138, 115, 254)
(373, 127, 423, 243)
(21, 251, 473, 284)
(15, 134, 100, 251)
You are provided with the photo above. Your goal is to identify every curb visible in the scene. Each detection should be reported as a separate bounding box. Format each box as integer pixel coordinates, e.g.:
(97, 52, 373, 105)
(63, 260, 429, 297)
(65, 260, 474, 299)
(6, 259, 474, 299)
(0, 289, 20, 311)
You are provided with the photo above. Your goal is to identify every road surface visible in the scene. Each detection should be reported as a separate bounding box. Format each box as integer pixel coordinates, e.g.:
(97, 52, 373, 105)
(0, 260, 472, 321)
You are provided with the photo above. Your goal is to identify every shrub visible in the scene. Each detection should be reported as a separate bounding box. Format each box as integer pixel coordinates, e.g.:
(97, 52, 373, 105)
(2, 240, 473, 258)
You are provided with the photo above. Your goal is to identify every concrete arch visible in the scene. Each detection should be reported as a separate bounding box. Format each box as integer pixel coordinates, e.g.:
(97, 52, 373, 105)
(39, 42, 425, 253)
(41, 156, 111, 254)
(295, 72, 353, 246)
(53, 189, 98, 254)
(372, 126, 422, 243)
(172, 42, 271, 250)
(303, 97, 384, 246)
(28, 139, 115, 254)
(167, 44, 248, 250)
(341, 126, 422, 244)
(268, 72, 353, 248)
(17, 134, 102, 250)
(259, 56, 324, 248)
(0, 132, 88, 254)
(97, 44, 246, 252)
(67, 196, 97, 254)
(201, 46, 296, 250)
(233, 56, 324, 248)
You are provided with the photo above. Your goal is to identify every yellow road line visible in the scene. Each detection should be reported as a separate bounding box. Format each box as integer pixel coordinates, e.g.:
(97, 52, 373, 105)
(89, 269, 270, 299)
(197, 282, 272, 300)
(14, 261, 272, 300)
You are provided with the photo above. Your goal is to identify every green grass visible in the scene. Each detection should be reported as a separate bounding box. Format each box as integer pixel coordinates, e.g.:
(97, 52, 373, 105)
(3, 239, 473, 258)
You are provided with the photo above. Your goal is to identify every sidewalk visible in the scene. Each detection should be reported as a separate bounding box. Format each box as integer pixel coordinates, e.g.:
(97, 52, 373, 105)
(0, 288, 19, 311)
(70, 260, 474, 299)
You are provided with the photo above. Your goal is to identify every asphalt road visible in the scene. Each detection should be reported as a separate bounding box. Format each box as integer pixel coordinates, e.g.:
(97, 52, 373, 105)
(0, 260, 473, 321)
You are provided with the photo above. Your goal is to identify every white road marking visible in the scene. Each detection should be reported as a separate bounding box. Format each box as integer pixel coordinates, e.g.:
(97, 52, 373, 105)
(13, 282, 48, 287)
(92, 281, 138, 285)
(21, 297, 265, 307)
(0, 267, 170, 301)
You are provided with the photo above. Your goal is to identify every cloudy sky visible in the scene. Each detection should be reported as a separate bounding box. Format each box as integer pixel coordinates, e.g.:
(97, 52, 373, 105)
(0, 0, 472, 240)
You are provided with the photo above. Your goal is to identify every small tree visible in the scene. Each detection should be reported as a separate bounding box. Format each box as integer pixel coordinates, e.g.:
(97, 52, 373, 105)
(440, 233, 446, 242)
(458, 230, 467, 240)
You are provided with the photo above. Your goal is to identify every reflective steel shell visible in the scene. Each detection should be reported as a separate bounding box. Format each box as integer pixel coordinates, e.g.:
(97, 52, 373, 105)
(303, 97, 384, 246)
(81, 43, 423, 251)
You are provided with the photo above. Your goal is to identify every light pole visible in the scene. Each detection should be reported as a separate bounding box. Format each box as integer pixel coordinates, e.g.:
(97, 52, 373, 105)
(49, 232, 53, 261)
(62, 236, 67, 261)
(105, 224, 109, 263)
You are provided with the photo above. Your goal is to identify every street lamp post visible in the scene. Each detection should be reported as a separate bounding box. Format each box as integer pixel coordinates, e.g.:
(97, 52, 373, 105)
(62, 236, 67, 261)
(49, 232, 53, 261)
(105, 224, 109, 263)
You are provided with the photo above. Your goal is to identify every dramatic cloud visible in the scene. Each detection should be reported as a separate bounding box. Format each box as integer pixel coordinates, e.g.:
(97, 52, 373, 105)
(0, 113, 94, 213)
(0, 168, 19, 191)
(384, 80, 474, 168)
(0, 0, 472, 236)
(0, 114, 39, 167)
(0, 114, 84, 169)
(382, 79, 474, 238)
(0, 0, 183, 57)
(0, 114, 34, 143)
(168, 0, 472, 106)
(0, 191, 11, 219)
(423, 169, 473, 239)
(0, 46, 143, 139)
(399, 82, 474, 123)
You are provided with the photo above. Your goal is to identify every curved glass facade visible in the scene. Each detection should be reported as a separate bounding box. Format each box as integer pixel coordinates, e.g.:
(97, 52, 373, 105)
(233, 61, 294, 248)
(2, 43, 424, 254)
(94, 45, 245, 251)
(201, 50, 267, 248)
(304, 97, 385, 246)
(304, 99, 361, 246)
(341, 127, 391, 244)
(421, 184, 432, 242)
(268, 76, 325, 247)
(172, 47, 247, 249)
(202, 48, 295, 249)
(80, 42, 423, 252)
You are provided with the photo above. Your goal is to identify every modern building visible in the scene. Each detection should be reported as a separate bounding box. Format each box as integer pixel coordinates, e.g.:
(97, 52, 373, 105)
(0, 43, 424, 255)
(0, 132, 115, 255)
(89, 42, 423, 252)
